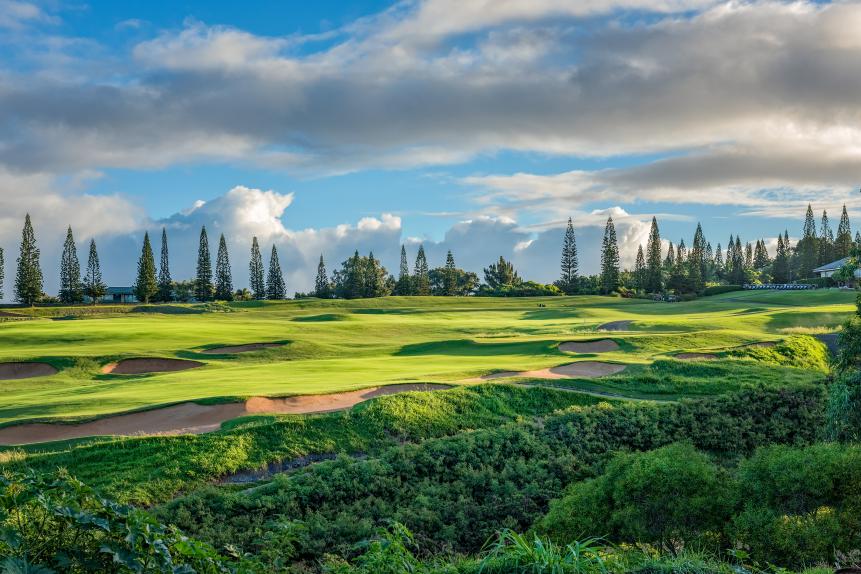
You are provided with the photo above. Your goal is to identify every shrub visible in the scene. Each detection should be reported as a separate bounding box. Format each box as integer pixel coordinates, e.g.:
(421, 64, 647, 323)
(538, 443, 732, 545)
(703, 285, 742, 296)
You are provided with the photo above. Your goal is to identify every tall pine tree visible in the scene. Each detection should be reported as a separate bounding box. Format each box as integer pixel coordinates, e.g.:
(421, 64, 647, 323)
(395, 245, 411, 295)
(83, 239, 106, 305)
(688, 223, 706, 293)
(195, 226, 213, 301)
(315, 255, 330, 298)
(645, 216, 663, 293)
(444, 250, 457, 296)
(558, 217, 579, 294)
(413, 245, 429, 295)
(773, 233, 790, 283)
(599, 216, 620, 294)
(364, 252, 386, 298)
(14, 214, 43, 306)
(157, 228, 173, 302)
(59, 226, 82, 304)
(215, 234, 233, 301)
(634, 245, 646, 291)
(836, 205, 853, 260)
(818, 210, 834, 265)
(249, 236, 265, 300)
(797, 204, 818, 278)
(134, 232, 157, 304)
(266, 245, 286, 300)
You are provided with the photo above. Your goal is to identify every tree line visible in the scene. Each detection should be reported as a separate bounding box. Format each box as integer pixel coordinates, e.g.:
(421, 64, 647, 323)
(1, 204, 855, 305)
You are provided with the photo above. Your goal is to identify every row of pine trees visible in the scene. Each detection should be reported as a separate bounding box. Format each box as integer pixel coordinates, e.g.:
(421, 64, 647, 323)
(0, 204, 856, 304)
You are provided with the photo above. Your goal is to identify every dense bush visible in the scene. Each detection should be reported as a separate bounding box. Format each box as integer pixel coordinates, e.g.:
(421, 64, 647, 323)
(477, 281, 563, 297)
(539, 443, 731, 545)
(539, 442, 861, 568)
(159, 386, 825, 566)
(703, 285, 742, 296)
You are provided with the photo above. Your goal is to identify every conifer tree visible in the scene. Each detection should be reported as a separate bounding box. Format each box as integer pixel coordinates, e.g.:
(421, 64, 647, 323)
(444, 250, 457, 296)
(856, 231, 861, 251)
(600, 216, 620, 294)
(836, 205, 853, 259)
(59, 226, 82, 304)
(558, 217, 579, 294)
(266, 245, 286, 300)
(315, 255, 330, 298)
(669, 239, 687, 292)
(157, 228, 172, 302)
(664, 241, 675, 270)
(818, 210, 834, 265)
(0, 247, 4, 300)
(634, 245, 646, 291)
(744, 242, 753, 269)
(83, 239, 106, 305)
(134, 232, 157, 304)
(195, 226, 213, 301)
(725, 235, 735, 275)
(731, 236, 745, 284)
(705, 242, 714, 282)
(364, 252, 386, 298)
(714, 243, 724, 280)
(688, 223, 706, 293)
(645, 217, 663, 292)
(753, 239, 769, 269)
(483, 256, 520, 289)
(413, 245, 430, 295)
(14, 214, 43, 306)
(249, 237, 265, 300)
(773, 234, 790, 283)
(797, 204, 818, 278)
(395, 245, 411, 295)
(215, 234, 233, 301)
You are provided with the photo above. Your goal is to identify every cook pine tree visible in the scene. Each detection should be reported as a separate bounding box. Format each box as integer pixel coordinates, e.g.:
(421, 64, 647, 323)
(797, 204, 818, 278)
(195, 226, 213, 301)
(266, 245, 286, 300)
(443, 250, 457, 296)
(599, 216, 620, 294)
(249, 236, 265, 300)
(15, 214, 43, 306)
(134, 232, 157, 304)
(315, 255, 330, 298)
(83, 239, 107, 305)
(836, 205, 853, 260)
(413, 245, 429, 295)
(634, 244, 646, 291)
(59, 225, 82, 304)
(558, 217, 578, 294)
(819, 210, 834, 265)
(395, 245, 411, 295)
(215, 234, 233, 301)
(157, 228, 173, 302)
(645, 216, 663, 293)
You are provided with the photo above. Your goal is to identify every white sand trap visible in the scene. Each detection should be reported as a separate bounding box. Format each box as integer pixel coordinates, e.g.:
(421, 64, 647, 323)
(559, 339, 620, 353)
(598, 320, 632, 331)
(476, 361, 626, 381)
(675, 353, 717, 360)
(101, 358, 204, 375)
(202, 343, 283, 355)
(0, 362, 58, 380)
(0, 383, 452, 445)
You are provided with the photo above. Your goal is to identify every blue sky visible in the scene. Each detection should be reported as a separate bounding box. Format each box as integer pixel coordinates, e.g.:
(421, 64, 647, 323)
(1, 0, 860, 297)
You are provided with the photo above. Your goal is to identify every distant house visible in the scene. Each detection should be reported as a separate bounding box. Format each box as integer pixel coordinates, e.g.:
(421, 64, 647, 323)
(91, 287, 138, 304)
(814, 257, 861, 279)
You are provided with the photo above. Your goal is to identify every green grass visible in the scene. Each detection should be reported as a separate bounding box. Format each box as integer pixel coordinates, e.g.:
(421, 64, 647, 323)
(0, 291, 850, 426)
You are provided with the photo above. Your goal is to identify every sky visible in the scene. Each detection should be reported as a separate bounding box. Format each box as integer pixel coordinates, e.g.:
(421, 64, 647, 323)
(1, 0, 861, 299)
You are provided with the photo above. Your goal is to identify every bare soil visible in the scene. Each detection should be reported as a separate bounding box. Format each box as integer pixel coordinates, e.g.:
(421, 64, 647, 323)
(0, 362, 58, 380)
(101, 358, 205, 374)
(0, 383, 452, 445)
(202, 343, 283, 354)
(559, 339, 620, 353)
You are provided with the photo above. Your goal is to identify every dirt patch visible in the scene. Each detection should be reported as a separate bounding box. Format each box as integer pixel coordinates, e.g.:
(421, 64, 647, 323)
(0, 362, 58, 380)
(475, 361, 626, 381)
(0, 383, 452, 445)
(559, 339, 620, 353)
(598, 320, 632, 331)
(101, 358, 204, 375)
(746, 341, 777, 348)
(202, 343, 283, 355)
(675, 353, 718, 360)
(0, 311, 24, 318)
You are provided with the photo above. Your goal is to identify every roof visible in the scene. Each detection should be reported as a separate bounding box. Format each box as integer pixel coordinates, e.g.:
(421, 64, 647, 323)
(813, 257, 852, 273)
(106, 287, 135, 295)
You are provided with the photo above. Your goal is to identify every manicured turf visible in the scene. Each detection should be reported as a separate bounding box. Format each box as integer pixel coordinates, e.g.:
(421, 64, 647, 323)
(0, 290, 852, 426)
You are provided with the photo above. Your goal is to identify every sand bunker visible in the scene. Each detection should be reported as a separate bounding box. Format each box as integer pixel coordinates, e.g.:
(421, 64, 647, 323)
(0, 362, 58, 380)
(101, 358, 204, 375)
(202, 343, 283, 355)
(675, 353, 718, 360)
(477, 361, 626, 381)
(559, 339, 620, 353)
(598, 320, 632, 331)
(0, 383, 451, 445)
